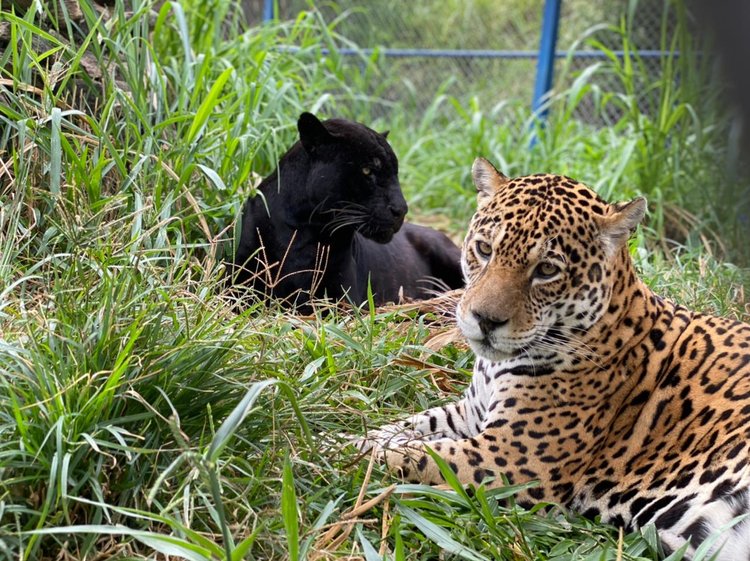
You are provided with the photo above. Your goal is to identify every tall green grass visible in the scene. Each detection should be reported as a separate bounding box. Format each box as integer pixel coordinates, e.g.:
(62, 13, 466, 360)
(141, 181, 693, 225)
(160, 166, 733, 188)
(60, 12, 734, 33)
(0, 0, 747, 560)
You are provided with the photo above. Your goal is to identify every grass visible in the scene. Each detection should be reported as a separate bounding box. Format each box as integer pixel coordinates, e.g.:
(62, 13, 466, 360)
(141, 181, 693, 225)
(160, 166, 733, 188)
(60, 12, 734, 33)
(0, 0, 748, 560)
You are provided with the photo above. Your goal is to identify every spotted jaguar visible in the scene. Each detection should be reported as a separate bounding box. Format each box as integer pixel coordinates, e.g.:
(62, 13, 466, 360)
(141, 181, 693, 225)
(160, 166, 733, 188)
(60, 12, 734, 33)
(362, 157, 750, 559)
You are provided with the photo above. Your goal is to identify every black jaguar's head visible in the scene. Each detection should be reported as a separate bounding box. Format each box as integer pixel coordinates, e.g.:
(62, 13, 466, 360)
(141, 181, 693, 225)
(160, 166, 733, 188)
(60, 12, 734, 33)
(296, 112, 407, 243)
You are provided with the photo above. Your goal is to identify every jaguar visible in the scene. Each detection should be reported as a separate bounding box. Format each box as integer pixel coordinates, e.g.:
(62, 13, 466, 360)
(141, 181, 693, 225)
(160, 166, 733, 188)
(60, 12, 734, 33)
(229, 112, 462, 310)
(361, 157, 750, 559)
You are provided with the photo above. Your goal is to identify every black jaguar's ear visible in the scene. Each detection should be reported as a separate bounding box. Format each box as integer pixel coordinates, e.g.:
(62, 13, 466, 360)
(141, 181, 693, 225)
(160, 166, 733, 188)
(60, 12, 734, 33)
(472, 157, 510, 206)
(380, 130, 390, 139)
(298, 112, 333, 154)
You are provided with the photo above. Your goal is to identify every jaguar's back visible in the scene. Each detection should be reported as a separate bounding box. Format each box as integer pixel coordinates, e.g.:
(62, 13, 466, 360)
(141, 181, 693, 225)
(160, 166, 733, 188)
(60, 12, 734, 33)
(363, 158, 750, 559)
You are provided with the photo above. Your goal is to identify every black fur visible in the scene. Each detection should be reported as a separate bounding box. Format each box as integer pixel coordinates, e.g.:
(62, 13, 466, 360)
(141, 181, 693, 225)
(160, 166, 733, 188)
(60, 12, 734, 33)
(229, 112, 463, 309)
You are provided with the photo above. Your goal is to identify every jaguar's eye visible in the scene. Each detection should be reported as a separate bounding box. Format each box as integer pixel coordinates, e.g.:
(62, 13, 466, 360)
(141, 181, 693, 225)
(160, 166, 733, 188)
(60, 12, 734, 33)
(534, 262, 560, 280)
(362, 167, 371, 176)
(475, 240, 492, 258)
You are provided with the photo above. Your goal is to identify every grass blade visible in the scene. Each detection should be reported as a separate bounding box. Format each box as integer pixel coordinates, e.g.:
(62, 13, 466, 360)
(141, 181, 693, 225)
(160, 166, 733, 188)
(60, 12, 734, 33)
(399, 505, 490, 561)
(282, 455, 299, 561)
(206, 379, 278, 462)
(187, 66, 234, 144)
(49, 107, 62, 199)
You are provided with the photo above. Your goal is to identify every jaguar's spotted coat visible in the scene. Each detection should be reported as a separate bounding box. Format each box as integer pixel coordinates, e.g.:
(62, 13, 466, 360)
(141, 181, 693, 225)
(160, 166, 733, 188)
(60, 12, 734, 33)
(363, 158, 750, 559)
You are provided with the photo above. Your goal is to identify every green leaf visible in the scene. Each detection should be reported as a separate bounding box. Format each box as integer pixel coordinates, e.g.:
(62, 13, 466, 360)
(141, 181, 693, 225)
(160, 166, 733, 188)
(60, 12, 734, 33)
(196, 163, 228, 191)
(26, 526, 213, 561)
(424, 446, 475, 507)
(206, 379, 278, 462)
(357, 527, 382, 561)
(231, 523, 264, 561)
(399, 506, 490, 561)
(282, 455, 300, 561)
(187, 66, 234, 144)
(49, 107, 62, 198)
(135, 534, 212, 561)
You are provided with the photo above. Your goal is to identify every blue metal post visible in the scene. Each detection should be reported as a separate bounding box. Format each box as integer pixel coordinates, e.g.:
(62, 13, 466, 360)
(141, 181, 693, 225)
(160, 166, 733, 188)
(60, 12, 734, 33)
(532, 0, 562, 119)
(262, 0, 274, 22)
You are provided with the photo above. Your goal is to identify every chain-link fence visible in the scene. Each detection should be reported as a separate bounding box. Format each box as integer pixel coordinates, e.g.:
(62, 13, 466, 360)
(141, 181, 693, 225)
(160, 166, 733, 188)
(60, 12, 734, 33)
(243, 0, 675, 121)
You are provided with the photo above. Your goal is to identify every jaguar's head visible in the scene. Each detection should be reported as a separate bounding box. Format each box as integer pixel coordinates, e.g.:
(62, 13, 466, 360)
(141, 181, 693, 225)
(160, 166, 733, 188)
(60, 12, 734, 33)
(456, 157, 646, 367)
(296, 112, 407, 243)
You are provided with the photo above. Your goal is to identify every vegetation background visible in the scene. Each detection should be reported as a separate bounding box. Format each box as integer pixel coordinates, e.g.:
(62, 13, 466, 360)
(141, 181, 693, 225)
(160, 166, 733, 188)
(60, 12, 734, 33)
(0, 0, 748, 560)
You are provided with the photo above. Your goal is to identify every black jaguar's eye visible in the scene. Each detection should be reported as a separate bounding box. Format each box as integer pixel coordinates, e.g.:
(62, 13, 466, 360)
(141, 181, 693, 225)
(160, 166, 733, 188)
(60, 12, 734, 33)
(534, 262, 560, 280)
(475, 240, 492, 258)
(362, 167, 371, 176)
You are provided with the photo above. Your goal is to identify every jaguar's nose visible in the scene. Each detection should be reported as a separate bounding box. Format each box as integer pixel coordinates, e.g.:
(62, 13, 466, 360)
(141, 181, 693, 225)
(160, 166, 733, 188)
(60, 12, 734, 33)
(388, 199, 407, 220)
(387, 185, 408, 219)
(472, 310, 509, 335)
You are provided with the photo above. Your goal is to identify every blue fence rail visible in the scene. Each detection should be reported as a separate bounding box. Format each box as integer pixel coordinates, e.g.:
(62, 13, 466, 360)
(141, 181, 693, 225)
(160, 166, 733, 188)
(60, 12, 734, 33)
(276, 47, 672, 60)
(262, 0, 672, 120)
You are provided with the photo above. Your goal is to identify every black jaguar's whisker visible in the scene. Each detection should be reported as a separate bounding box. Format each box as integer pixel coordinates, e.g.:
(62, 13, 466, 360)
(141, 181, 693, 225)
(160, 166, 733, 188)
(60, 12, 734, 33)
(323, 209, 370, 233)
(321, 201, 370, 216)
(322, 210, 369, 233)
(310, 196, 333, 218)
(332, 211, 370, 222)
(328, 218, 367, 235)
(417, 276, 455, 294)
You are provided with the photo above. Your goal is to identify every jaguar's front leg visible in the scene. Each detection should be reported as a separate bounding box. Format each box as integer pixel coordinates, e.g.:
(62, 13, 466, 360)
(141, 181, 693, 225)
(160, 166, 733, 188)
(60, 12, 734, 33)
(378, 432, 506, 487)
(360, 399, 471, 452)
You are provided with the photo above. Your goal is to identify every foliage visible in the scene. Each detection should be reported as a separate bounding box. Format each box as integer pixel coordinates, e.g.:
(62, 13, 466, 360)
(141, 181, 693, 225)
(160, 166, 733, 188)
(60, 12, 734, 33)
(0, 0, 747, 560)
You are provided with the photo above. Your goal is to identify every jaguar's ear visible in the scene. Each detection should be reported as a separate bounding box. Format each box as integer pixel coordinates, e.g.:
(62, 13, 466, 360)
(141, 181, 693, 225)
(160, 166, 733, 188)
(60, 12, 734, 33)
(598, 197, 647, 257)
(472, 157, 510, 206)
(298, 112, 333, 155)
(380, 130, 390, 139)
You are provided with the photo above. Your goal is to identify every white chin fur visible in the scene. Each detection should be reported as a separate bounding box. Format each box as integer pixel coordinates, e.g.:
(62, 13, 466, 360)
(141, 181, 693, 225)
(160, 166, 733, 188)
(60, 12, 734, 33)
(467, 338, 519, 363)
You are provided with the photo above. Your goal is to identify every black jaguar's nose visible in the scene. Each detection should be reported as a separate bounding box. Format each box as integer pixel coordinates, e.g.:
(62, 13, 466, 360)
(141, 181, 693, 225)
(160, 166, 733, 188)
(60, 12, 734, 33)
(473, 311, 509, 335)
(388, 201, 407, 219)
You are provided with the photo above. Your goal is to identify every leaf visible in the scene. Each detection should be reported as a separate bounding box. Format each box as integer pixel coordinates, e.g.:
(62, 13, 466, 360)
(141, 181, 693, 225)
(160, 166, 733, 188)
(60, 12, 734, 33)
(394, 513, 405, 561)
(231, 523, 264, 561)
(49, 107, 62, 198)
(424, 446, 474, 507)
(27, 526, 213, 561)
(692, 513, 749, 561)
(206, 379, 277, 462)
(357, 527, 382, 561)
(299, 356, 326, 383)
(196, 164, 228, 191)
(276, 382, 314, 449)
(187, 66, 234, 144)
(135, 534, 212, 561)
(282, 455, 299, 561)
(399, 506, 490, 561)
